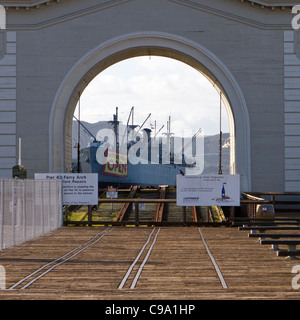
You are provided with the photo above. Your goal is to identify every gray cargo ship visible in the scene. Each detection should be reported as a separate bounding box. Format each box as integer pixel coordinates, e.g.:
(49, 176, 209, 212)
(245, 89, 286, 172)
(76, 108, 201, 188)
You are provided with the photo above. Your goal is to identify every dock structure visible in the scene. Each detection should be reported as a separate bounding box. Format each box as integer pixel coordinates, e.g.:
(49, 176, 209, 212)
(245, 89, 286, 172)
(1, 185, 300, 300)
(0, 226, 299, 300)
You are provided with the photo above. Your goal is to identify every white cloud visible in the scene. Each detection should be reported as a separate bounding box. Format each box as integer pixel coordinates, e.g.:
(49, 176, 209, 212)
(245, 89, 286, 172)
(77, 56, 229, 136)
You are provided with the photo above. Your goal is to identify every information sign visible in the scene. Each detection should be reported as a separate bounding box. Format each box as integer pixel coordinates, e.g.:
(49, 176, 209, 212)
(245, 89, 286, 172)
(106, 187, 118, 199)
(177, 174, 240, 206)
(35, 173, 98, 205)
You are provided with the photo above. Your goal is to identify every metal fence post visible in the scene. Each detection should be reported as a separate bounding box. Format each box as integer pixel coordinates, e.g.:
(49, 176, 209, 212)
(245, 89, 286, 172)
(88, 205, 92, 226)
(48, 179, 51, 232)
(23, 179, 26, 243)
(135, 203, 140, 227)
(12, 179, 15, 247)
(33, 179, 36, 238)
(41, 180, 44, 235)
(58, 181, 63, 228)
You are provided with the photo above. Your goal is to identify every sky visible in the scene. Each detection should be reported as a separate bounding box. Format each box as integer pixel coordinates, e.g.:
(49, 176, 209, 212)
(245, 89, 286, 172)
(75, 56, 229, 137)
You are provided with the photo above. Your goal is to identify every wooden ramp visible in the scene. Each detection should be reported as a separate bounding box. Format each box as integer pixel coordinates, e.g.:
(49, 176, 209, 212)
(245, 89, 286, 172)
(115, 185, 140, 222)
(0, 227, 299, 300)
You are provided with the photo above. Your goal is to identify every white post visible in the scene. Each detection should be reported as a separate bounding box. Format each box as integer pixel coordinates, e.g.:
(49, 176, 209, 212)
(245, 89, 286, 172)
(0, 266, 5, 290)
(18, 138, 21, 166)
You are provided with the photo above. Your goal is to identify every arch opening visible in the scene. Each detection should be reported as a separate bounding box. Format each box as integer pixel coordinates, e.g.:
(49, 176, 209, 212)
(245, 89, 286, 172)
(72, 56, 231, 177)
(50, 32, 250, 191)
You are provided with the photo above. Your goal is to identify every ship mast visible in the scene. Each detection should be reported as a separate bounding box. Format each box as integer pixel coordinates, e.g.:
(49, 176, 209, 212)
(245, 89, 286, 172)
(219, 92, 223, 175)
(108, 107, 120, 153)
(120, 106, 138, 148)
(135, 113, 151, 136)
(162, 116, 174, 156)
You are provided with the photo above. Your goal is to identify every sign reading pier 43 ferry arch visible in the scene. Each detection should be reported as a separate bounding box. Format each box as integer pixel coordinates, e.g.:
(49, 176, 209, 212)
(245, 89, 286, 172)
(176, 174, 240, 207)
(35, 173, 98, 206)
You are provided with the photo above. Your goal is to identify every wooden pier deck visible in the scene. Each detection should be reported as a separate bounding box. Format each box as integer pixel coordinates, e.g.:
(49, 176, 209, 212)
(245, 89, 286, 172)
(0, 226, 299, 300)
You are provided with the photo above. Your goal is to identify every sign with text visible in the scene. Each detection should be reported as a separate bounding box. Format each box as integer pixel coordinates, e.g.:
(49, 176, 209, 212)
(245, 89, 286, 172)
(106, 187, 118, 199)
(35, 173, 98, 205)
(103, 151, 128, 177)
(177, 174, 240, 206)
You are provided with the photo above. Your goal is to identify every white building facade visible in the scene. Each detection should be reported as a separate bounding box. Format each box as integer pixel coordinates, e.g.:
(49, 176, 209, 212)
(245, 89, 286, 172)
(0, 0, 299, 192)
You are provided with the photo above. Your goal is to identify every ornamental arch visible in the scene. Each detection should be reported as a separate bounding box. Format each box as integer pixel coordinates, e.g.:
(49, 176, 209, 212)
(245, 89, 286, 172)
(50, 32, 250, 190)
(1, 0, 296, 192)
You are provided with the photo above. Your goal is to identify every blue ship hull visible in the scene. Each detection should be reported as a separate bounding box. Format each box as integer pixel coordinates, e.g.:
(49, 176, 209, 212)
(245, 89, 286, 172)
(80, 146, 187, 187)
(74, 108, 199, 188)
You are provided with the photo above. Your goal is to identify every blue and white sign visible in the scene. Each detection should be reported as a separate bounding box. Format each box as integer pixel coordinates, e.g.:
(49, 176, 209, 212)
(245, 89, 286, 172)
(176, 174, 240, 206)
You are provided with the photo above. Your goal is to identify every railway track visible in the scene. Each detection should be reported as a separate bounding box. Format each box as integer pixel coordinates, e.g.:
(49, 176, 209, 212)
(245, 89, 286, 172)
(118, 228, 161, 290)
(6, 227, 228, 291)
(198, 227, 228, 289)
(8, 227, 115, 290)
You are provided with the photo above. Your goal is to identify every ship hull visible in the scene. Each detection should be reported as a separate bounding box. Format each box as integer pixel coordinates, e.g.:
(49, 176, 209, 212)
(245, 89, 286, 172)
(80, 146, 186, 187)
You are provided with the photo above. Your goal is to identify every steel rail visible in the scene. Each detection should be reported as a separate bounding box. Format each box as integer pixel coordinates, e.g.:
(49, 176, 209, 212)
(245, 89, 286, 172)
(118, 228, 160, 290)
(9, 227, 115, 290)
(130, 228, 161, 289)
(198, 227, 228, 289)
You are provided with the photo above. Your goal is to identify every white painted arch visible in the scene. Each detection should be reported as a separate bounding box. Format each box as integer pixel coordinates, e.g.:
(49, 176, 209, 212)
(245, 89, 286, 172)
(49, 31, 251, 191)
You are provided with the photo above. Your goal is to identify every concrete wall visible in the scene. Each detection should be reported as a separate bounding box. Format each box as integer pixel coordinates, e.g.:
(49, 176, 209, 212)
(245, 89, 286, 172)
(0, 31, 16, 178)
(0, 0, 297, 191)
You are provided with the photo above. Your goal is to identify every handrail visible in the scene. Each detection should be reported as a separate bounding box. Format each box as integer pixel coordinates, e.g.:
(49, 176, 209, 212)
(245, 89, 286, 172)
(98, 198, 269, 204)
(241, 192, 266, 201)
(66, 197, 271, 227)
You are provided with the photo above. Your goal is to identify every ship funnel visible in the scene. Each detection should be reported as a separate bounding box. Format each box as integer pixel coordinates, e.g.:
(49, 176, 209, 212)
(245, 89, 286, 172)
(143, 128, 152, 141)
(142, 128, 152, 163)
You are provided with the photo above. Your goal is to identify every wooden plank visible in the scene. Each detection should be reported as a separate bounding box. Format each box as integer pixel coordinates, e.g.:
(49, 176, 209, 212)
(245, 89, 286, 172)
(249, 233, 300, 238)
(260, 239, 300, 245)
(277, 250, 300, 257)
(240, 222, 300, 226)
(116, 186, 140, 222)
(239, 226, 300, 231)
(192, 206, 198, 223)
(0, 227, 299, 300)
(154, 186, 167, 222)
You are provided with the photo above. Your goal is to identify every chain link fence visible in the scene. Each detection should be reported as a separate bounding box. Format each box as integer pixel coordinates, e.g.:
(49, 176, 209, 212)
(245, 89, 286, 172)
(0, 178, 63, 250)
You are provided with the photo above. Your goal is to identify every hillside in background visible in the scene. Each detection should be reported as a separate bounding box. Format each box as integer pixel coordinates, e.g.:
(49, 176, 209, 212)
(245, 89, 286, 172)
(203, 132, 230, 174)
(72, 121, 230, 174)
